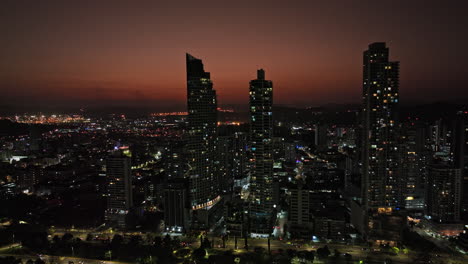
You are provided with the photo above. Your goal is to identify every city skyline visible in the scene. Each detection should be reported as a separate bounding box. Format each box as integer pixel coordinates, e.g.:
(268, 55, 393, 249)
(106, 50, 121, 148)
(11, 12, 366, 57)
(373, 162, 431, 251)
(1, 0, 468, 111)
(1, 2, 468, 263)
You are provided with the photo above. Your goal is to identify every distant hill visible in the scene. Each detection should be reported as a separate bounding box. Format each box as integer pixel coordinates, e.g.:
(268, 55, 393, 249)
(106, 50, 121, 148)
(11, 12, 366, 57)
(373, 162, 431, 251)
(399, 101, 468, 122)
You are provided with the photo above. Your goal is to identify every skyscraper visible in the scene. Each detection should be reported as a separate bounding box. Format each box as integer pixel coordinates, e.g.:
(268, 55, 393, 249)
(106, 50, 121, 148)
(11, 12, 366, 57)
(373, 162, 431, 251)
(399, 121, 425, 214)
(249, 69, 274, 233)
(231, 132, 247, 181)
(105, 147, 133, 228)
(164, 179, 189, 233)
(361, 42, 401, 210)
(289, 182, 312, 238)
(427, 165, 462, 224)
(186, 54, 221, 227)
(359, 43, 404, 244)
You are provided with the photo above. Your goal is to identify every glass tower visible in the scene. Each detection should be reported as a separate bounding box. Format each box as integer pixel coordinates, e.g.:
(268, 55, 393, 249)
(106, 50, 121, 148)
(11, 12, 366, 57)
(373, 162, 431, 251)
(361, 42, 401, 210)
(105, 147, 133, 228)
(186, 53, 220, 211)
(249, 69, 274, 218)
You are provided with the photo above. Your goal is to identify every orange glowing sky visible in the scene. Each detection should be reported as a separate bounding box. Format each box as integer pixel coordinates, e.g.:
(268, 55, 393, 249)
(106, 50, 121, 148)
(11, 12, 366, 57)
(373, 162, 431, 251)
(1, 1, 467, 111)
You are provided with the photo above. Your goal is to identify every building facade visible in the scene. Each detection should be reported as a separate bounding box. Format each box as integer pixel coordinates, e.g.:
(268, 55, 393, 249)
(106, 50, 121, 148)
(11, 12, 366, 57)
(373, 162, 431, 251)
(361, 42, 401, 210)
(427, 165, 462, 223)
(186, 54, 221, 228)
(249, 69, 274, 233)
(164, 179, 189, 232)
(105, 147, 133, 228)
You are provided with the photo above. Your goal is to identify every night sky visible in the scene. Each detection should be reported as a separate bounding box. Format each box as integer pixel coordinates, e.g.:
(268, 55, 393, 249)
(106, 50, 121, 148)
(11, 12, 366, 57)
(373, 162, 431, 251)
(1, 0, 467, 111)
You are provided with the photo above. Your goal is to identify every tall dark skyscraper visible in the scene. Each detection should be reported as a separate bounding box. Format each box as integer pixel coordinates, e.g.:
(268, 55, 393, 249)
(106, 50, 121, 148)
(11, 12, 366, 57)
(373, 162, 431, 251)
(105, 147, 133, 228)
(358, 43, 406, 244)
(231, 132, 247, 181)
(164, 179, 188, 232)
(186, 54, 221, 226)
(361, 42, 401, 210)
(249, 69, 274, 233)
(427, 165, 462, 224)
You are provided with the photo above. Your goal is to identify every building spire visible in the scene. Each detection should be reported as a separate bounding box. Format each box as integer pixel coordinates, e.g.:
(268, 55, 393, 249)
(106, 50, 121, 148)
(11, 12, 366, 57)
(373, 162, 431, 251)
(257, 69, 265, 80)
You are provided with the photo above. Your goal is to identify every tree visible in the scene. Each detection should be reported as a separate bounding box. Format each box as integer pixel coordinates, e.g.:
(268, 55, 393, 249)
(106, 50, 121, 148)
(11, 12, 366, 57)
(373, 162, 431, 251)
(201, 237, 211, 249)
(286, 249, 297, 258)
(192, 248, 206, 261)
(299, 251, 314, 263)
(222, 235, 227, 248)
(223, 250, 234, 256)
(153, 236, 162, 248)
(290, 256, 300, 264)
(390, 247, 399, 255)
(175, 248, 191, 258)
(137, 256, 158, 264)
(129, 235, 143, 248)
(163, 234, 172, 248)
(20, 231, 49, 250)
(254, 246, 265, 254)
(62, 233, 73, 242)
(0, 256, 22, 264)
(317, 246, 330, 258)
(34, 259, 46, 264)
(111, 234, 124, 248)
(171, 236, 181, 249)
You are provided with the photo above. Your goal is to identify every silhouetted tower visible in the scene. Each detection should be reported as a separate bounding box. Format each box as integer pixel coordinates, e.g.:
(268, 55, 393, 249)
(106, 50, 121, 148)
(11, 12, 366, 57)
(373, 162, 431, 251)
(249, 69, 274, 229)
(361, 42, 401, 210)
(186, 54, 220, 214)
(105, 147, 133, 228)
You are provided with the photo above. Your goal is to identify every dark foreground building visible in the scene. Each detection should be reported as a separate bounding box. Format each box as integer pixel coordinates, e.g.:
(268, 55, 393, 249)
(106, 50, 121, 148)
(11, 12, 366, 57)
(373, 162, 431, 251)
(249, 69, 275, 235)
(356, 42, 405, 245)
(186, 54, 222, 229)
(105, 147, 133, 228)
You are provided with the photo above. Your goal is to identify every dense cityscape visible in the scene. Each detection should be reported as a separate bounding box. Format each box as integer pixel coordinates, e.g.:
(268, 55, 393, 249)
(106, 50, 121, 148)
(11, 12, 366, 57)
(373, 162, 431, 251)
(1, 1, 468, 264)
(1, 44, 467, 264)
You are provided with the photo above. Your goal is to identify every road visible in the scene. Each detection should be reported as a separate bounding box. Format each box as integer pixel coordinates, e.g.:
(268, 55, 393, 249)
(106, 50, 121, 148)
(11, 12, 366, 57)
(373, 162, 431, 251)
(413, 226, 452, 251)
(202, 237, 468, 264)
(43, 227, 468, 264)
(0, 253, 131, 264)
(0, 243, 21, 251)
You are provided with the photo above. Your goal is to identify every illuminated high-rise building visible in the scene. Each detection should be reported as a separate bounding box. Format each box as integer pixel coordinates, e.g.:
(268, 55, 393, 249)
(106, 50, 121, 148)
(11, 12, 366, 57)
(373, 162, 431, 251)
(231, 132, 247, 181)
(249, 69, 274, 233)
(361, 42, 401, 210)
(105, 147, 133, 228)
(427, 165, 462, 223)
(186, 54, 221, 227)
(358, 43, 405, 244)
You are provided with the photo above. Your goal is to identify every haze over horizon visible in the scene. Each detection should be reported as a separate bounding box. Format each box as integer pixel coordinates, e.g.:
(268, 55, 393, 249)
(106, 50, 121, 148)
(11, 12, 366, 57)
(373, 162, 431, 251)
(1, 0, 468, 112)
